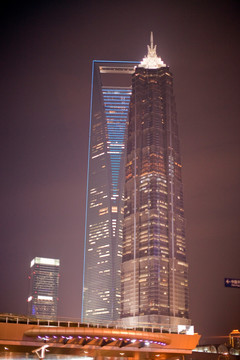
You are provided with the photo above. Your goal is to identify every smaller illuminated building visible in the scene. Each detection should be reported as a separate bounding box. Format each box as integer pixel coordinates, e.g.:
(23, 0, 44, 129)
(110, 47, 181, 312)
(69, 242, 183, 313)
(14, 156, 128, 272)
(27, 257, 60, 319)
(229, 330, 240, 350)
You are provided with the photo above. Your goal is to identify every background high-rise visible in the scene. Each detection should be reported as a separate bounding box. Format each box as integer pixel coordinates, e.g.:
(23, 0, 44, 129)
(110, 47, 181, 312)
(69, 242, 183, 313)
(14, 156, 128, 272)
(82, 61, 138, 324)
(27, 257, 60, 319)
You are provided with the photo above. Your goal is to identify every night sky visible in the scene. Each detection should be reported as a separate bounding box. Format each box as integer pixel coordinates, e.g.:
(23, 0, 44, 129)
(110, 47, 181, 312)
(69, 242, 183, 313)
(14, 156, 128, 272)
(1, 0, 239, 344)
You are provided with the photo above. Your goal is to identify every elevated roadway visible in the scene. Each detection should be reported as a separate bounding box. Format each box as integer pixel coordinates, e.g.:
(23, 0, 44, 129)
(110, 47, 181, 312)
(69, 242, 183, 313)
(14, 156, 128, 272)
(0, 315, 200, 359)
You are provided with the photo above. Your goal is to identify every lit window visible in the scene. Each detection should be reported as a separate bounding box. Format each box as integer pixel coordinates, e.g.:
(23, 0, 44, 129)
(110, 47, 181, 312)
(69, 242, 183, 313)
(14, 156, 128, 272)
(99, 207, 108, 215)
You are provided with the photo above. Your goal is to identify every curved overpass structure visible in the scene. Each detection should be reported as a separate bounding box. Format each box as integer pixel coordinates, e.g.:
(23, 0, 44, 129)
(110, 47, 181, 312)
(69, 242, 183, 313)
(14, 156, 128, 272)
(0, 316, 200, 359)
(1, 324, 201, 359)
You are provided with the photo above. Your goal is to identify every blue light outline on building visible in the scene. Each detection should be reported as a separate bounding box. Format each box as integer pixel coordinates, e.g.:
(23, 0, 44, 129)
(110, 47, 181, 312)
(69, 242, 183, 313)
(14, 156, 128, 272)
(82, 60, 95, 317)
(82, 59, 139, 323)
(93, 60, 140, 64)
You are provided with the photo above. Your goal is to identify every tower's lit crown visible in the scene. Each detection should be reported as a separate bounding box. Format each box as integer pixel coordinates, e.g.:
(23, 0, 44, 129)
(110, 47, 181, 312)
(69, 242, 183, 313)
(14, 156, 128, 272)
(139, 32, 166, 69)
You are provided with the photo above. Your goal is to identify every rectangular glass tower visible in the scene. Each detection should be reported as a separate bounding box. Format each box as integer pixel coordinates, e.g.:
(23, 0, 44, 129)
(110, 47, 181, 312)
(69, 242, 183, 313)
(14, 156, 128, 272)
(27, 257, 60, 319)
(82, 61, 139, 324)
(121, 35, 190, 328)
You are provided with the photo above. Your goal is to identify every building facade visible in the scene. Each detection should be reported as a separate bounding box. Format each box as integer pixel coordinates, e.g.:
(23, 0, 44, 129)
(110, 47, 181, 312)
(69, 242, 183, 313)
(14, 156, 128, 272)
(121, 34, 190, 328)
(82, 61, 139, 324)
(27, 257, 60, 319)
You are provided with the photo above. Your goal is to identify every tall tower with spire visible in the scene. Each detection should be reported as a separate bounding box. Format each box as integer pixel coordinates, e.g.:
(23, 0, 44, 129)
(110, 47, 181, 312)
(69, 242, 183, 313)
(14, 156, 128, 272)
(120, 33, 190, 328)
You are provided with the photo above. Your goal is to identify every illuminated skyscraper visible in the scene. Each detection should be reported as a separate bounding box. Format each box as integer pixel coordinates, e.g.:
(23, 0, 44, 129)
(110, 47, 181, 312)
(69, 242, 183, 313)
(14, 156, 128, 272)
(121, 34, 190, 328)
(27, 257, 60, 319)
(82, 61, 139, 324)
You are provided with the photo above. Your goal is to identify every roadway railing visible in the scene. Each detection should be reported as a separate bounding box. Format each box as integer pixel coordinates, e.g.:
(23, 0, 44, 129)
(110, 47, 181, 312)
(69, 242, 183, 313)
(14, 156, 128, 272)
(0, 314, 192, 335)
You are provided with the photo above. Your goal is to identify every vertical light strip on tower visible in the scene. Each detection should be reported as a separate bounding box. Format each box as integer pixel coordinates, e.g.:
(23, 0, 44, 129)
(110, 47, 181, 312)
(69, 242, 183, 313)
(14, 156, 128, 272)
(103, 87, 131, 202)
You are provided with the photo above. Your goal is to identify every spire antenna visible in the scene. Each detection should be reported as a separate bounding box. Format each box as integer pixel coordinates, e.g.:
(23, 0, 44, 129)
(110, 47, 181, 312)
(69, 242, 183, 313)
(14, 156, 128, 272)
(150, 31, 154, 50)
(139, 33, 166, 69)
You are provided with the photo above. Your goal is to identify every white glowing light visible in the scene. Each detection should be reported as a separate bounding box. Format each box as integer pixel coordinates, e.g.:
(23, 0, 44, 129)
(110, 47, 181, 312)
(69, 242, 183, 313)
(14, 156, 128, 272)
(31, 257, 60, 267)
(37, 295, 53, 301)
(28, 296, 32, 302)
(139, 32, 166, 69)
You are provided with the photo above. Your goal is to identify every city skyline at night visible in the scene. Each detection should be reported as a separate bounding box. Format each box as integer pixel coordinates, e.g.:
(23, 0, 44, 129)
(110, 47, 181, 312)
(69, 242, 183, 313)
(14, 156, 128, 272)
(0, 0, 239, 341)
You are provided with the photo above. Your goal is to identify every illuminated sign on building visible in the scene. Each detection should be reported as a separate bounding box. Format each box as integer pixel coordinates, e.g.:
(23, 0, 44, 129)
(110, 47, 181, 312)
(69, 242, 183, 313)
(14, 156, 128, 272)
(225, 278, 240, 288)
